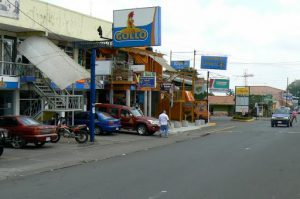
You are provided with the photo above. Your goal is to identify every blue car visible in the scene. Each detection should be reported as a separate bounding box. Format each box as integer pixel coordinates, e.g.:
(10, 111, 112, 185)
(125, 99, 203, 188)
(71, 111, 121, 135)
(271, 107, 292, 127)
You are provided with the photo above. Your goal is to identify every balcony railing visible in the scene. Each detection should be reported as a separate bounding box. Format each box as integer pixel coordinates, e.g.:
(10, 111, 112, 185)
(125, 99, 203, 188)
(0, 61, 38, 77)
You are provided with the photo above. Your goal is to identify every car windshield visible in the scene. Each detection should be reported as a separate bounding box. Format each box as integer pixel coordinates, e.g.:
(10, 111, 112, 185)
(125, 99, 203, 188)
(19, 117, 40, 126)
(130, 108, 143, 117)
(99, 112, 113, 119)
(274, 108, 290, 114)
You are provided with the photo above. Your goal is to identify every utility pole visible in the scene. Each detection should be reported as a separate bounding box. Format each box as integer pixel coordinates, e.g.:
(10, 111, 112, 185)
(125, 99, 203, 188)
(236, 69, 254, 86)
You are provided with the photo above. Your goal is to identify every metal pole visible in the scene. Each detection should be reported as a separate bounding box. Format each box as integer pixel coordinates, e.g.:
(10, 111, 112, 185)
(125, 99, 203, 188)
(207, 71, 210, 123)
(89, 48, 96, 142)
(192, 50, 196, 122)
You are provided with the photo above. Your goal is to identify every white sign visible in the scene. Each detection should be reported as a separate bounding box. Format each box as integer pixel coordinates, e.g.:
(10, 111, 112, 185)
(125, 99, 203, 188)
(236, 96, 249, 106)
(235, 106, 249, 113)
(130, 65, 145, 72)
(95, 60, 112, 75)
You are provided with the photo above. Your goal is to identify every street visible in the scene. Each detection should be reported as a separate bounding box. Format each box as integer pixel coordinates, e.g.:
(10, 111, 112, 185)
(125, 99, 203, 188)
(0, 118, 300, 198)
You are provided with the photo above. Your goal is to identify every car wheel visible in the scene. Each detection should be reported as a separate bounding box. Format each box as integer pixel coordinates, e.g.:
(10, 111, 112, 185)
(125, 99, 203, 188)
(95, 126, 102, 135)
(0, 147, 3, 156)
(34, 141, 46, 147)
(137, 124, 148, 135)
(11, 136, 26, 149)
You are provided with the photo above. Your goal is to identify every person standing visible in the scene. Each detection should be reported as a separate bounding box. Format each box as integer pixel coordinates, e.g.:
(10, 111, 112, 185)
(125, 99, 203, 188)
(159, 110, 170, 138)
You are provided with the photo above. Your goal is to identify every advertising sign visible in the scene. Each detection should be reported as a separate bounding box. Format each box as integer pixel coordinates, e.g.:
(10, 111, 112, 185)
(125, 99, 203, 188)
(171, 60, 190, 70)
(235, 86, 250, 96)
(201, 56, 227, 70)
(113, 7, 161, 47)
(0, 0, 19, 19)
(0, 76, 19, 89)
(235, 86, 250, 113)
(139, 76, 156, 88)
(209, 79, 229, 90)
(194, 100, 208, 120)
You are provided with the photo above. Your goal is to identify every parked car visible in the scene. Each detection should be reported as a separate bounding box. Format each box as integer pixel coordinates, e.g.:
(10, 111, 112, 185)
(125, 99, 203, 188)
(271, 107, 292, 127)
(0, 128, 7, 156)
(70, 111, 121, 135)
(95, 103, 160, 135)
(0, 116, 58, 148)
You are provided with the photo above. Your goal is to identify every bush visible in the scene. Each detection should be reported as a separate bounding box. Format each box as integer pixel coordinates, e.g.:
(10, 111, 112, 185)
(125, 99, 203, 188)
(232, 114, 253, 120)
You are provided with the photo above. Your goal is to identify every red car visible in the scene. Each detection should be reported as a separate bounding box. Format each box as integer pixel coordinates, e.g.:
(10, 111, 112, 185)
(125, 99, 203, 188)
(0, 116, 58, 148)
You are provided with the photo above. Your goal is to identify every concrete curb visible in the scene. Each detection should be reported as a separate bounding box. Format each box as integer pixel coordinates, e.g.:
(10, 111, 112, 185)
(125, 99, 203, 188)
(231, 118, 255, 122)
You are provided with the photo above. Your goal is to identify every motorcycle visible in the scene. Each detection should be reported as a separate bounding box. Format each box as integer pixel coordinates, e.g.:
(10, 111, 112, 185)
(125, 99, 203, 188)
(51, 117, 89, 144)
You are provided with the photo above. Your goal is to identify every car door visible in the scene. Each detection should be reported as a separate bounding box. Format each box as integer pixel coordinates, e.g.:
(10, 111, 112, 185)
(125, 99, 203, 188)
(120, 109, 134, 130)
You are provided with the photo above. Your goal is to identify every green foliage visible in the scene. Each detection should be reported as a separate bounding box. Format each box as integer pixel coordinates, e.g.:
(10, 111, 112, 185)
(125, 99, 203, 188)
(288, 80, 300, 98)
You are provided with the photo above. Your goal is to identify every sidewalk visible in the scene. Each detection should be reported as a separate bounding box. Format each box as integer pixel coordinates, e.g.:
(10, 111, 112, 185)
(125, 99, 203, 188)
(0, 121, 215, 181)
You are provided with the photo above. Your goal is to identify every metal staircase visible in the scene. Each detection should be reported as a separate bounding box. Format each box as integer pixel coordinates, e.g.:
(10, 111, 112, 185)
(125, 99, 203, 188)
(22, 71, 85, 120)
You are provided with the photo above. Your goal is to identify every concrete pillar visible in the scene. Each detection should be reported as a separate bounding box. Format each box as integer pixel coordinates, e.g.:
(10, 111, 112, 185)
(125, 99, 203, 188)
(126, 89, 130, 107)
(148, 90, 152, 117)
(73, 48, 79, 63)
(144, 91, 148, 116)
(13, 90, 20, 115)
(109, 89, 113, 104)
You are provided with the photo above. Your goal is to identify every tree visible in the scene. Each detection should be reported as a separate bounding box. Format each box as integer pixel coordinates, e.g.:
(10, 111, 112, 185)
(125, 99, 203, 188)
(287, 80, 300, 98)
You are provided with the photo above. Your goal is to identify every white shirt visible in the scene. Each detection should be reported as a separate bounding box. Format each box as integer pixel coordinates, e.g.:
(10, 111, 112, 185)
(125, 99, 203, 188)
(159, 113, 169, 125)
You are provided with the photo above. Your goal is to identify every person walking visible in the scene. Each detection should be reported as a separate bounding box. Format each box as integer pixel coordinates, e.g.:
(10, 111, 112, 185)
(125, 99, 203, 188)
(159, 110, 170, 138)
(291, 110, 297, 124)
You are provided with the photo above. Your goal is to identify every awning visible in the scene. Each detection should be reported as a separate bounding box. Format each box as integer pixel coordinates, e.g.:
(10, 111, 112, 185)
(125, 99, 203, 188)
(18, 36, 90, 90)
(149, 55, 176, 72)
(120, 47, 176, 72)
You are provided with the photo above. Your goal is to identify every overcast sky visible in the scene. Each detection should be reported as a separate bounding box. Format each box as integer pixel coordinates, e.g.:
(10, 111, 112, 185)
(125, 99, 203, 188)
(42, 0, 300, 90)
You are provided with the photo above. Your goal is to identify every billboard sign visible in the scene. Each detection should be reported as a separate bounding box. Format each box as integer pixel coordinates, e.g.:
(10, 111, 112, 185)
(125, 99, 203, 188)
(201, 56, 227, 70)
(171, 60, 190, 70)
(113, 7, 161, 47)
(235, 86, 250, 113)
(209, 79, 229, 91)
(0, 0, 19, 19)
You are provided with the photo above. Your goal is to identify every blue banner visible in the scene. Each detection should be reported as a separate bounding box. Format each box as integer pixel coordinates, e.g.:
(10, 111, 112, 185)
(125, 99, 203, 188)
(201, 56, 227, 70)
(171, 60, 190, 70)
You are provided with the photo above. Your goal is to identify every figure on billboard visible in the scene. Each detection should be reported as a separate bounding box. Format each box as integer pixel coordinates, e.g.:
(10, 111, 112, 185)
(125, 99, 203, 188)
(127, 11, 135, 28)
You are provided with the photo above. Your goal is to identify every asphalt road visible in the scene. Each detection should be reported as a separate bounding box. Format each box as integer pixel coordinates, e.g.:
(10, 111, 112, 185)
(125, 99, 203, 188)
(1, 118, 300, 199)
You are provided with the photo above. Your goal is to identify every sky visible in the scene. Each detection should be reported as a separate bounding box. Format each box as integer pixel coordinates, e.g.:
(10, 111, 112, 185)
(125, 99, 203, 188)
(41, 0, 300, 90)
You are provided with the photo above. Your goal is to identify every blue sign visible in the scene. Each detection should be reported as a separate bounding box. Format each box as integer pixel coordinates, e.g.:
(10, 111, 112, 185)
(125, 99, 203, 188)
(113, 7, 161, 48)
(201, 56, 227, 70)
(139, 76, 156, 88)
(171, 60, 190, 70)
(0, 81, 19, 89)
